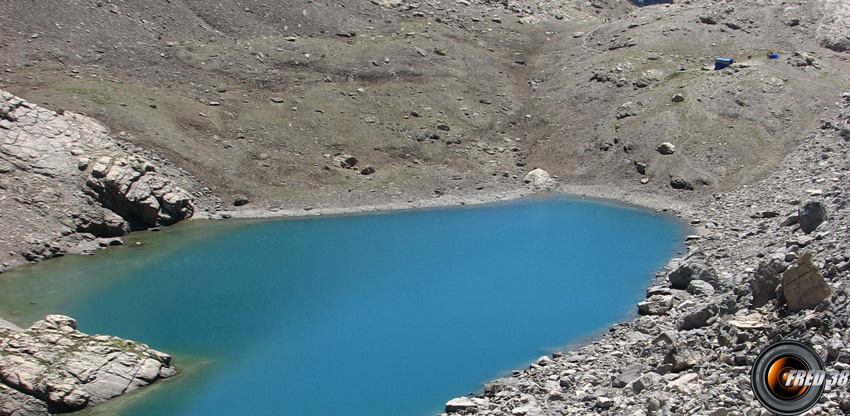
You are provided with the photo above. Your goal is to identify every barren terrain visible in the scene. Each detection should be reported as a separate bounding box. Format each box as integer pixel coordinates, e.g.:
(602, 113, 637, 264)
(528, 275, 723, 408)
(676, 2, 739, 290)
(2, 0, 850, 415)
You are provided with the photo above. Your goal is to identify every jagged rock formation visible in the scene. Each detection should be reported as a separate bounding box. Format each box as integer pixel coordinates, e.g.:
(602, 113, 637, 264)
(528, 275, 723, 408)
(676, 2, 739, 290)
(85, 155, 194, 228)
(0, 90, 210, 271)
(0, 315, 174, 416)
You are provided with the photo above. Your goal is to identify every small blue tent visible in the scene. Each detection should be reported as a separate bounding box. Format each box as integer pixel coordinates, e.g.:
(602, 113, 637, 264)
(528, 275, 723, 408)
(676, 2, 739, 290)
(768, 53, 779, 60)
(715, 57, 734, 70)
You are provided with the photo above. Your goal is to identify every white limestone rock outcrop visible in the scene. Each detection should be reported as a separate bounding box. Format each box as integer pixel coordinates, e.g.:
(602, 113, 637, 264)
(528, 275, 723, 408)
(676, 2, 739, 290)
(0, 315, 174, 415)
(0, 89, 206, 270)
(85, 155, 194, 227)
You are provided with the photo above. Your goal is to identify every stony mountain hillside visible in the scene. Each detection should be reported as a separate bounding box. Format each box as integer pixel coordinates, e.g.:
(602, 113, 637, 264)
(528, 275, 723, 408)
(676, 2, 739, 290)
(1, 0, 847, 217)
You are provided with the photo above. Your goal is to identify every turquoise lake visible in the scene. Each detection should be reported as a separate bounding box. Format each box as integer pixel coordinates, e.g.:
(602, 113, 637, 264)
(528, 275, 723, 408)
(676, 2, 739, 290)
(0, 196, 686, 416)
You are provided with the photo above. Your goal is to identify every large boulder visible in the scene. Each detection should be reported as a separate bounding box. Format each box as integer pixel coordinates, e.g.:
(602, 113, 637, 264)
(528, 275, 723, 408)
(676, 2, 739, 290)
(668, 259, 718, 289)
(798, 201, 827, 234)
(73, 205, 130, 237)
(523, 168, 556, 192)
(613, 364, 643, 388)
(656, 142, 676, 155)
(638, 295, 674, 315)
(678, 303, 718, 330)
(750, 258, 788, 308)
(0, 89, 202, 270)
(782, 253, 832, 311)
(817, 1, 850, 52)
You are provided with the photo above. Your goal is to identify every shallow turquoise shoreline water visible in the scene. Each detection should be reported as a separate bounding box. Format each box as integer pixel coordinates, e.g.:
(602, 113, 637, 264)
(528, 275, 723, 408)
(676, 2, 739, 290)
(0, 196, 687, 416)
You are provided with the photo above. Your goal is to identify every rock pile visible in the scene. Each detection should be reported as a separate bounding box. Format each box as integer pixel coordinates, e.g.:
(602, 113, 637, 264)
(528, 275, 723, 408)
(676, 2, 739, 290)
(0, 315, 174, 415)
(443, 93, 850, 415)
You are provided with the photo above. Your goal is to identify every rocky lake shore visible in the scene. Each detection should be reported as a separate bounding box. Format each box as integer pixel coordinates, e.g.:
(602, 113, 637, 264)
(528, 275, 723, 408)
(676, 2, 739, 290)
(1, 89, 848, 415)
(441, 94, 850, 415)
(2, 0, 850, 414)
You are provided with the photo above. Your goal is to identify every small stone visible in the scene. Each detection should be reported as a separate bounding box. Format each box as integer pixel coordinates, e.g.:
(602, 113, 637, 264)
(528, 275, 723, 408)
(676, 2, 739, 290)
(613, 364, 642, 388)
(664, 373, 699, 393)
(699, 15, 718, 25)
(233, 196, 249, 207)
(678, 303, 718, 330)
(360, 165, 376, 175)
(333, 154, 358, 168)
(751, 258, 787, 308)
(657, 142, 676, 155)
(370, 0, 402, 6)
(416, 129, 439, 141)
(596, 397, 614, 409)
(669, 260, 718, 289)
(671, 177, 694, 190)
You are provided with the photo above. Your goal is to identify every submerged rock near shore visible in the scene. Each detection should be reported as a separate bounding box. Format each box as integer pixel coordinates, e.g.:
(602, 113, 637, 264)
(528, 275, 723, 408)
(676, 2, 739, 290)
(0, 315, 174, 415)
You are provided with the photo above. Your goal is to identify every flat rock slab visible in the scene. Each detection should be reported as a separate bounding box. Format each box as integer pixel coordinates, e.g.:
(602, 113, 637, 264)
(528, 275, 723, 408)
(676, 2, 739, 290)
(0, 315, 174, 415)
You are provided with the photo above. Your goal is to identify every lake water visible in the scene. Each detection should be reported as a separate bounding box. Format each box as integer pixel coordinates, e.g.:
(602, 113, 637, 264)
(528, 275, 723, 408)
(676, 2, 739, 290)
(0, 196, 686, 416)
